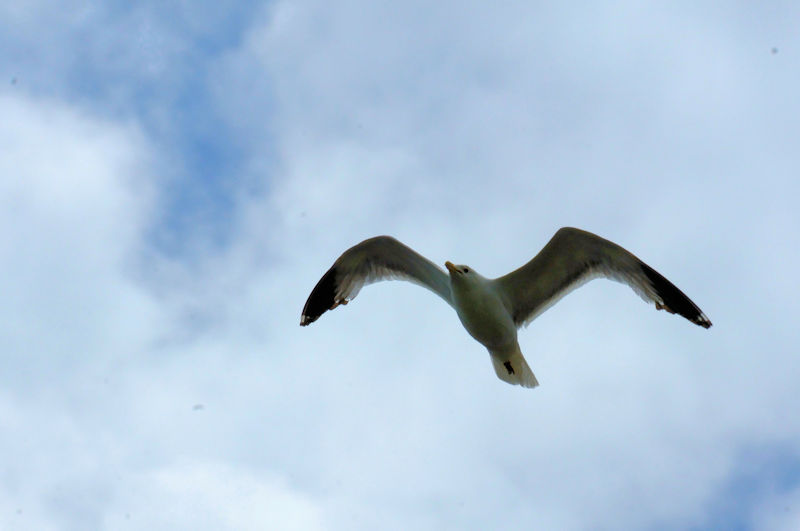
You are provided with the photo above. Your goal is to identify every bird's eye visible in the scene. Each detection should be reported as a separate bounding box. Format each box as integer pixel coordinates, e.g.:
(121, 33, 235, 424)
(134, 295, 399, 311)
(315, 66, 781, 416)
(463, 267, 469, 273)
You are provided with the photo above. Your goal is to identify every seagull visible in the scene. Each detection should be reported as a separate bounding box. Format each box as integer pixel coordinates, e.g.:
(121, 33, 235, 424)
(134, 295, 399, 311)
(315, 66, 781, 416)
(301, 227, 711, 388)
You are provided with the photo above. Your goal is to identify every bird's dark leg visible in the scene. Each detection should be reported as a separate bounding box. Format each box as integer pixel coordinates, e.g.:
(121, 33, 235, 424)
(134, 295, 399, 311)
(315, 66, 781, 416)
(330, 299, 349, 310)
(655, 301, 676, 314)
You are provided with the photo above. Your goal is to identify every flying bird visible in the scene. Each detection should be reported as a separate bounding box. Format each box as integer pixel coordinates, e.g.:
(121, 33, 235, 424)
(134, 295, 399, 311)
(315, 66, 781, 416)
(301, 227, 711, 388)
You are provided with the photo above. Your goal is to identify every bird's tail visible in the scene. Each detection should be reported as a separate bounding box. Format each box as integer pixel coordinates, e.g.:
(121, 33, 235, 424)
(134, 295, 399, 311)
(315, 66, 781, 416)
(489, 345, 539, 388)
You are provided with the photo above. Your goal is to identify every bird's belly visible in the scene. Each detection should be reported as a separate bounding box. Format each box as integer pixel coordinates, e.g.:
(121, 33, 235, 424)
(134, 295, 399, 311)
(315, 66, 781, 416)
(455, 294, 517, 349)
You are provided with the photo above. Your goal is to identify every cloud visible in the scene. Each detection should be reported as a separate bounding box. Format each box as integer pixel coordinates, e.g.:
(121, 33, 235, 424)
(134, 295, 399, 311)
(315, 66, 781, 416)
(0, 91, 158, 380)
(212, 1, 800, 528)
(0, 89, 157, 526)
(103, 460, 323, 531)
(2, 1, 800, 529)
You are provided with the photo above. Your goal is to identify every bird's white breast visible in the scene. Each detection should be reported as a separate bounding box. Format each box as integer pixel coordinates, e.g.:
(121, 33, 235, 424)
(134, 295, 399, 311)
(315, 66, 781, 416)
(451, 279, 517, 350)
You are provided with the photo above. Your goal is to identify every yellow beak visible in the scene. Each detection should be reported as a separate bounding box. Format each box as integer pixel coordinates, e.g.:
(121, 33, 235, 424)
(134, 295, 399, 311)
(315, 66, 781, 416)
(445, 261, 458, 274)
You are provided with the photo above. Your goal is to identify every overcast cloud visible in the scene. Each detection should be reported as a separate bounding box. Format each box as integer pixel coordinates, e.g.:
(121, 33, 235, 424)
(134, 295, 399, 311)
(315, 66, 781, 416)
(1, 1, 799, 530)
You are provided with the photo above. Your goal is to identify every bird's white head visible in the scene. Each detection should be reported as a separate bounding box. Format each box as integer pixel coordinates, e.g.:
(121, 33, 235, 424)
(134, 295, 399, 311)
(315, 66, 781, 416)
(445, 261, 482, 286)
(445, 261, 492, 306)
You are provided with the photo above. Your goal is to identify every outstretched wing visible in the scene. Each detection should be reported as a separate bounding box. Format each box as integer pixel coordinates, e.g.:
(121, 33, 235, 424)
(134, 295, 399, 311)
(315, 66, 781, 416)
(494, 227, 712, 329)
(301, 236, 452, 326)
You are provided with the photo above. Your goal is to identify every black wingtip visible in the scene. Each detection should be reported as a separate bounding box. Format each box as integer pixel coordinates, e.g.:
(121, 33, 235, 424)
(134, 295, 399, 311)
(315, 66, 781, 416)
(300, 266, 338, 326)
(694, 313, 712, 329)
(641, 263, 712, 329)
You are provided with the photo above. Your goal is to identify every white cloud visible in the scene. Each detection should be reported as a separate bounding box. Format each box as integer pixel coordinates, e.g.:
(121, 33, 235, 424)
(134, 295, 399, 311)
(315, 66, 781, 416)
(0, 90, 159, 527)
(0, 91, 158, 376)
(210, 1, 800, 529)
(0, 87, 323, 529)
(3, 1, 800, 529)
(103, 460, 323, 531)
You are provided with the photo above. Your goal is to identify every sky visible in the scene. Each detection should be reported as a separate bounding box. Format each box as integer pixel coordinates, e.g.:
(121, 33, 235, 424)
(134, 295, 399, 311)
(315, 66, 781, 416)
(1, 1, 799, 529)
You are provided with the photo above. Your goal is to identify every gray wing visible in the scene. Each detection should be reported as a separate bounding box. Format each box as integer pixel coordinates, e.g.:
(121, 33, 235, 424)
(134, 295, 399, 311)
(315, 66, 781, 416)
(301, 236, 452, 326)
(494, 227, 712, 329)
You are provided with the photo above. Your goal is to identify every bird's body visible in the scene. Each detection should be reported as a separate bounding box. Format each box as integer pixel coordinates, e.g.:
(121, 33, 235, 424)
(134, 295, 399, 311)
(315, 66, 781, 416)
(449, 268, 516, 349)
(301, 227, 711, 388)
(445, 265, 538, 386)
